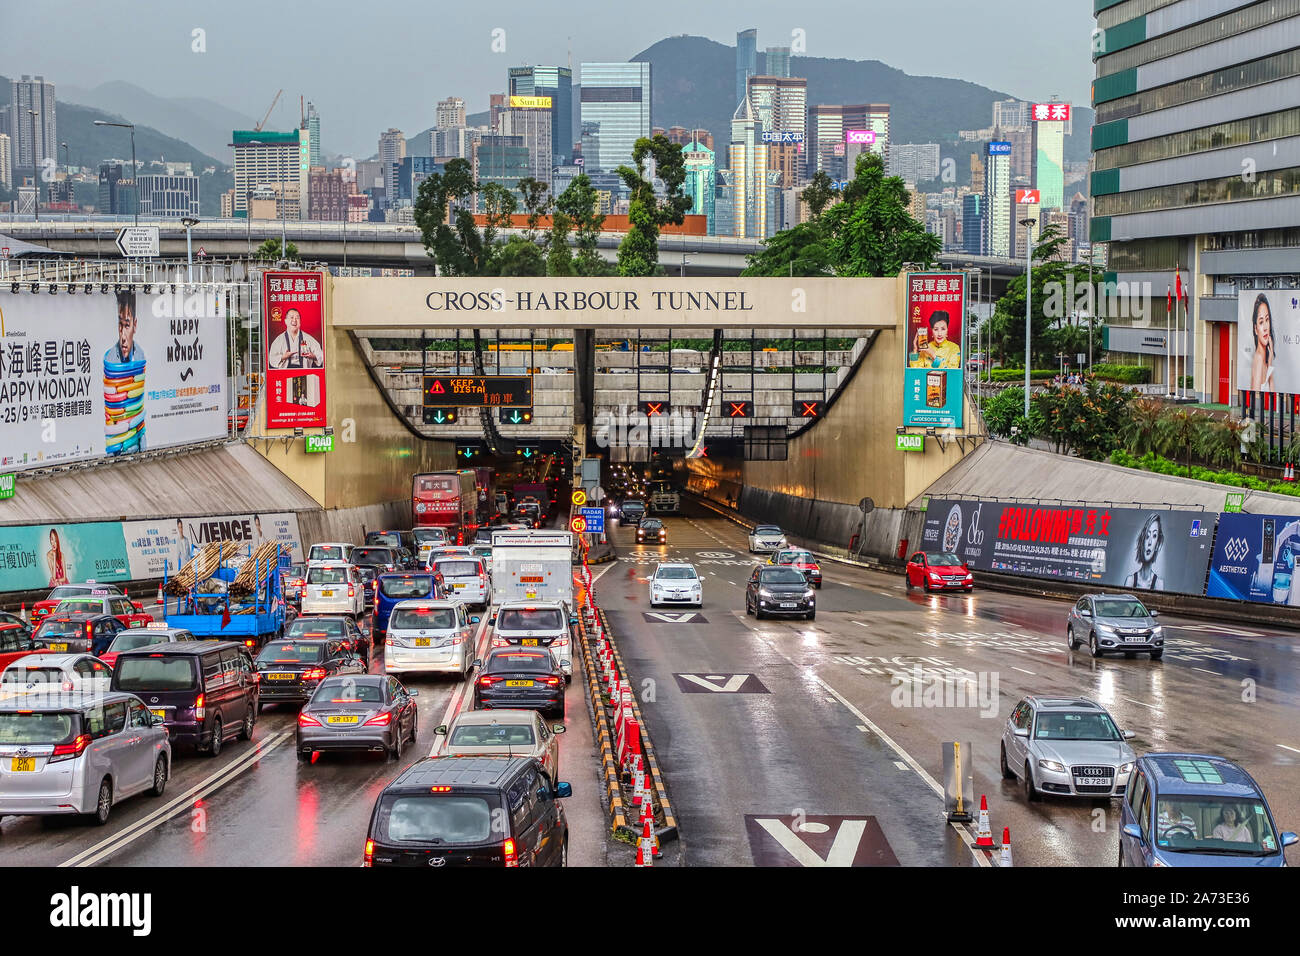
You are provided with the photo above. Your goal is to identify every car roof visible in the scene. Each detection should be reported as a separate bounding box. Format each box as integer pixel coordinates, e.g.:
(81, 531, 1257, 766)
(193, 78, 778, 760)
(0, 690, 141, 713)
(311, 542, 352, 548)
(1086, 593, 1145, 602)
(290, 615, 351, 624)
(319, 673, 386, 685)
(1139, 754, 1264, 797)
(115, 641, 245, 657)
(1024, 696, 1106, 712)
(308, 561, 352, 569)
(4, 653, 94, 669)
(451, 709, 539, 726)
(391, 598, 459, 609)
(388, 755, 534, 790)
(120, 627, 190, 639)
(654, 562, 696, 570)
(38, 611, 112, 622)
(486, 647, 554, 662)
(754, 525, 782, 531)
(496, 600, 564, 609)
(380, 570, 435, 578)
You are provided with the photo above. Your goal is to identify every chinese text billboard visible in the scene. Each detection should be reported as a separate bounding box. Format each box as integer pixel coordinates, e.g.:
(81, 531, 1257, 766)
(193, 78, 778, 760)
(263, 271, 326, 428)
(904, 272, 965, 428)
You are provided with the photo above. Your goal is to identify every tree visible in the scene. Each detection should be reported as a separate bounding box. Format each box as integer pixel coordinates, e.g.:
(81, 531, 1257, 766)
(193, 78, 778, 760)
(493, 234, 546, 276)
(516, 177, 552, 242)
(413, 158, 479, 276)
(1155, 407, 1202, 477)
(801, 170, 834, 219)
(742, 222, 833, 277)
(554, 173, 609, 276)
(615, 134, 693, 276)
(254, 237, 299, 261)
(545, 208, 576, 276)
(820, 153, 940, 277)
(1033, 378, 1134, 460)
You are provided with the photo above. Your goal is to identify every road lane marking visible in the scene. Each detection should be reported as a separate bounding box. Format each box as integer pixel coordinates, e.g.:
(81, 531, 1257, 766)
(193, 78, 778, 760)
(856, 725, 869, 733)
(894, 761, 908, 771)
(429, 611, 493, 755)
(1122, 696, 1159, 710)
(852, 621, 870, 628)
(1011, 666, 1035, 675)
(60, 730, 291, 867)
(1192, 667, 1220, 676)
(1278, 744, 1300, 755)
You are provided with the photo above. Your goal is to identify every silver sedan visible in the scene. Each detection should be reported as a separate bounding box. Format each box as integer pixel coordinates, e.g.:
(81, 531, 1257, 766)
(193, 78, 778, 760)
(1000, 696, 1137, 801)
(295, 674, 419, 762)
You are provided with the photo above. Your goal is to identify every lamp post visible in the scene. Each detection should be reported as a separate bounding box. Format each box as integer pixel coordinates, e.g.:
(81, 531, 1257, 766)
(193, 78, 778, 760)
(1020, 217, 1037, 420)
(93, 120, 137, 225)
(181, 216, 200, 281)
(26, 109, 39, 221)
(245, 139, 264, 260)
(60, 142, 69, 177)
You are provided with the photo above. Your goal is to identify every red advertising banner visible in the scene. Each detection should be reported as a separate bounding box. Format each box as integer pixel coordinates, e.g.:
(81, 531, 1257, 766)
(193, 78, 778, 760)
(263, 271, 326, 428)
(1031, 103, 1070, 122)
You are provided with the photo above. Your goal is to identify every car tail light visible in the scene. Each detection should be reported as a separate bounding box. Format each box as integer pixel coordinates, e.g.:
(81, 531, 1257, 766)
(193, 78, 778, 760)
(49, 733, 92, 763)
(302, 667, 327, 681)
(542, 676, 560, 685)
(298, 711, 322, 727)
(61, 680, 74, 691)
(503, 838, 518, 867)
(348, 585, 356, 598)
(362, 712, 392, 726)
(193, 694, 206, 719)
(244, 639, 256, 648)
(364, 839, 374, 867)
(479, 675, 502, 686)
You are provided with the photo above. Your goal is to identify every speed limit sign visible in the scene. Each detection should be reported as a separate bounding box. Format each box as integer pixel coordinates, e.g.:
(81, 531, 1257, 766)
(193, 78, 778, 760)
(570, 516, 588, 533)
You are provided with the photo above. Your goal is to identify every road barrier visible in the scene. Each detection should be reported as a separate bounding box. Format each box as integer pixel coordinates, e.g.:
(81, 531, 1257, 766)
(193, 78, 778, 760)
(999, 828, 1013, 867)
(975, 795, 994, 848)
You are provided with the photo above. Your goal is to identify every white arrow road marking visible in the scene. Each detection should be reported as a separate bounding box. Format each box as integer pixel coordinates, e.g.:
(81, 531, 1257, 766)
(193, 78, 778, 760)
(677, 674, 751, 693)
(646, 612, 698, 623)
(754, 817, 869, 867)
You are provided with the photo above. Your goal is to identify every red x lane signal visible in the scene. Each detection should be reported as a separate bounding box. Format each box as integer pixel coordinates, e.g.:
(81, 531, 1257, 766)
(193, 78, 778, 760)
(794, 400, 823, 418)
(640, 400, 668, 417)
(726, 400, 753, 419)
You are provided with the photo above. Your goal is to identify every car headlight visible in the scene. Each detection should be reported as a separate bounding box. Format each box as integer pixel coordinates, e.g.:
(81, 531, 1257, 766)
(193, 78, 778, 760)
(1117, 762, 1134, 774)
(1037, 759, 1067, 774)
(804, 589, 815, 599)
(1095, 624, 1117, 635)
(928, 571, 943, 580)
(758, 588, 775, 599)
(1151, 625, 1164, 637)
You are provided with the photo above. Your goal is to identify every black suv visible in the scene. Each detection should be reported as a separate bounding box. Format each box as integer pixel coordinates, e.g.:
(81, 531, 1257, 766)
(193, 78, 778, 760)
(351, 546, 402, 574)
(364, 756, 572, 867)
(253, 638, 366, 710)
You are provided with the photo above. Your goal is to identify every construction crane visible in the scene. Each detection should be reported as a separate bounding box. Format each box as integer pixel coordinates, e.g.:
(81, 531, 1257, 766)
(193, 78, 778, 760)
(254, 89, 283, 133)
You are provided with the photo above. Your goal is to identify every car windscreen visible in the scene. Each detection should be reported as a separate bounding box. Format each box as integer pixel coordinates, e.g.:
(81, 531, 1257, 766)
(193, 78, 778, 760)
(495, 608, 564, 630)
(486, 652, 554, 673)
(315, 680, 384, 703)
(640, 520, 662, 530)
(288, 564, 306, 577)
(781, 552, 816, 564)
(1094, 599, 1148, 618)
(2, 666, 67, 685)
(754, 526, 782, 535)
(1155, 797, 1279, 856)
(380, 577, 433, 599)
(656, 567, 697, 580)
(309, 546, 346, 561)
(114, 656, 198, 691)
(35, 619, 88, 639)
(307, 566, 348, 585)
(54, 599, 105, 612)
(379, 795, 495, 845)
(46, 586, 93, 600)
(622, 501, 644, 511)
(390, 607, 457, 630)
(287, 619, 346, 639)
(415, 476, 457, 494)
(414, 529, 447, 545)
(759, 568, 807, 585)
(926, 553, 963, 566)
(450, 723, 535, 746)
(256, 642, 325, 664)
(0, 711, 77, 745)
(435, 561, 479, 577)
(107, 632, 168, 653)
(1033, 712, 1121, 741)
(352, 548, 395, 565)
(367, 532, 401, 547)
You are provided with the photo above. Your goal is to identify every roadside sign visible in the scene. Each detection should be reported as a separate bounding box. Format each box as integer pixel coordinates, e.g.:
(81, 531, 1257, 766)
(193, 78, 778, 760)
(570, 516, 588, 533)
(571, 489, 587, 506)
(895, 434, 925, 452)
(580, 507, 605, 534)
(858, 497, 875, 515)
(304, 435, 334, 453)
(0, 473, 14, 499)
(1015, 189, 1040, 205)
(1225, 491, 1246, 513)
(115, 226, 160, 258)
(0, 247, 9, 259)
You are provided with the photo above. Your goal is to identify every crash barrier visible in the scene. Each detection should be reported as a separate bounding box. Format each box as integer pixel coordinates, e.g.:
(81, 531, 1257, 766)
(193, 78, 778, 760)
(573, 574, 679, 851)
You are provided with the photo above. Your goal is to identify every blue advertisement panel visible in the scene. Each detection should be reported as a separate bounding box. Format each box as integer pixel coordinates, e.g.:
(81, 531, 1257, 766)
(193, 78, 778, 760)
(1206, 511, 1300, 604)
(0, 522, 132, 592)
(904, 272, 965, 429)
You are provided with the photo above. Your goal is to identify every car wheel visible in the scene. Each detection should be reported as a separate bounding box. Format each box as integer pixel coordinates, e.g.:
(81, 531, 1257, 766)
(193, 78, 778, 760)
(207, 718, 223, 757)
(814, 582, 822, 589)
(258, 701, 267, 715)
(1150, 650, 1164, 661)
(744, 599, 753, 616)
(148, 756, 168, 797)
(1118, 843, 1125, 868)
(1023, 763, 1039, 803)
(1067, 625, 1078, 650)
(390, 725, 404, 761)
(806, 611, 816, 621)
(239, 705, 256, 741)
(91, 777, 113, 826)
(999, 742, 1015, 779)
(408, 713, 417, 745)
(562, 839, 569, 868)
(755, 607, 765, 620)
(1089, 632, 1101, 658)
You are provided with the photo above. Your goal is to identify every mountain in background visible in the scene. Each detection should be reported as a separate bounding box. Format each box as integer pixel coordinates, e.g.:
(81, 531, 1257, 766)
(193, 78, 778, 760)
(1, 75, 234, 217)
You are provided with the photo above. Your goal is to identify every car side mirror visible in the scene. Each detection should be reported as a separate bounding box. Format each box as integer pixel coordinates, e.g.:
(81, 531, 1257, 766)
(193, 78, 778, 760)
(1081, 608, 1092, 617)
(488, 616, 496, 626)
(471, 659, 482, 669)
(407, 688, 420, 698)
(1013, 726, 1029, 738)
(569, 616, 578, 626)
(433, 723, 447, 735)
(1121, 823, 1143, 842)
(1122, 730, 1136, 739)
(1149, 609, 1160, 618)
(552, 724, 566, 734)
(1282, 831, 1299, 848)
(470, 616, 481, 624)
(150, 713, 165, 727)
(555, 782, 572, 798)
(132, 602, 144, 612)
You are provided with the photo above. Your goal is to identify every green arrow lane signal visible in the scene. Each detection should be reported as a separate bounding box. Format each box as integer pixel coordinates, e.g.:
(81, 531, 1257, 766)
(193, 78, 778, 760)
(434, 410, 446, 424)
(510, 410, 522, 424)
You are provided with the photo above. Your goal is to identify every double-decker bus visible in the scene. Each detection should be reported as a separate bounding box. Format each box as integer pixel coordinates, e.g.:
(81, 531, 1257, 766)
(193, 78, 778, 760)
(412, 470, 479, 544)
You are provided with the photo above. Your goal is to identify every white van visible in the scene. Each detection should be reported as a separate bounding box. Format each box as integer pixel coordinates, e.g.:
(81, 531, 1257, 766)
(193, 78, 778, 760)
(489, 530, 574, 610)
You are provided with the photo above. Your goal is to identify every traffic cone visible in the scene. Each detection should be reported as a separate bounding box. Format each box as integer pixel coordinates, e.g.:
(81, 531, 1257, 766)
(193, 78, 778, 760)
(19, 603, 27, 623)
(635, 817, 655, 867)
(632, 765, 646, 806)
(975, 795, 994, 848)
(157, 583, 164, 605)
(999, 827, 1013, 867)
(641, 799, 661, 858)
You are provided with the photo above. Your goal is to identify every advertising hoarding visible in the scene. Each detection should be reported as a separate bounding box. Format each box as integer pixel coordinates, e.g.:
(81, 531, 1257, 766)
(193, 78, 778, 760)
(0, 289, 228, 473)
(920, 499, 1215, 595)
(987, 142, 1012, 155)
(263, 271, 327, 428)
(904, 272, 965, 428)
(509, 96, 552, 108)
(1031, 103, 1071, 121)
(1236, 289, 1300, 393)
(0, 521, 132, 592)
(845, 130, 876, 144)
(1205, 511, 1300, 605)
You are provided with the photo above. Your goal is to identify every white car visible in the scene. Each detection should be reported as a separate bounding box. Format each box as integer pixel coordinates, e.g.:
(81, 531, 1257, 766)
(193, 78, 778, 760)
(649, 563, 703, 607)
(433, 555, 491, 609)
(1, 654, 113, 700)
(301, 562, 366, 619)
(413, 527, 449, 563)
(307, 542, 354, 563)
(748, 525, 788, 554)
(490, 602, 573, 683)
(383, 599, 480, 678)
(433, 709, 564, 780)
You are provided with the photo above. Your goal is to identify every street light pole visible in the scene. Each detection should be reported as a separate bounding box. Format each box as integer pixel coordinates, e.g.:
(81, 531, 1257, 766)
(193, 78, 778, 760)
(1020, 218, 1037, 420)
(27, 109, 39, 221)
(181, 216, 200, 282)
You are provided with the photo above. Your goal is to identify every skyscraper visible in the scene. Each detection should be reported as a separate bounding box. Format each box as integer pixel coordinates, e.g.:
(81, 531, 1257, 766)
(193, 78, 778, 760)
(231, 129, 309, 218)
(1034, 113, 1065, 211)
(682, 140, 716, 234)
(0, 133, 11, 188)
(747, 75, 807, 189)
(962, 194, 983, 255)
(992, 99, 1030, 130)
(136, 173, 200, 218)
(735, 29, 758, 109)
(764, 47, 791, 78)
(308, 166, 347, 220)
(472, 134, 529, 211)
(436, 97, 466, 130)
(982, 140, 1011, 258)
(508, 66, 573, 165)
(579, 62, 651, 174)
(378, 129, 406, 210)
(888, 144, 941, 184)
(729, 95, 777, 239)
(305, 102, 321, 168)
(500, 105, 554, 190)
(810, 104, 889, 181)
(11, 75, 56, 188)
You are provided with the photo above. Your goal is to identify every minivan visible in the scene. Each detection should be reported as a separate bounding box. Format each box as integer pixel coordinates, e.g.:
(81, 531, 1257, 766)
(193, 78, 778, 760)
(364, 755, 571, 867)
(111, 642, 259, 756)
(375, 572, 444, 638)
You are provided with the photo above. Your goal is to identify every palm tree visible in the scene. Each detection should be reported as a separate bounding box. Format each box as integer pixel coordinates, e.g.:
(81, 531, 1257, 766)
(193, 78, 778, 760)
(1121, 399, 1165, 457)
(1154, 408, 1203, 476)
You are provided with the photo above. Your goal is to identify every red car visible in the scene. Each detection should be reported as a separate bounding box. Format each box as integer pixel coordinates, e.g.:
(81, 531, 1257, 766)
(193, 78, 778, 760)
(0, 616, 44, 673)
(30, 583, 124, 627)
(771, 549, 823, 588)
(905, 551, 974, 592)
(51, 593, 153, 629)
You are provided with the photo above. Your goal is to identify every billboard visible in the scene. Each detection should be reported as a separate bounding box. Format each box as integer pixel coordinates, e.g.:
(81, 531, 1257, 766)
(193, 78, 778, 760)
(1031, 103, 1071, 122)
(263, 271, 326, 428)
(1205, 511, 1300, 605)
(904, 272, 965, 428)
(122, 511, 304, 579)
(509, 95, 552, 109)
(845, 130, 876, 144)
(761, 131, 804, 143)
(920, 499, 1215, 595)
(1236, 289, 1300, 393)
(0, 289, 228, 473)
(987, 141, 1012, 156)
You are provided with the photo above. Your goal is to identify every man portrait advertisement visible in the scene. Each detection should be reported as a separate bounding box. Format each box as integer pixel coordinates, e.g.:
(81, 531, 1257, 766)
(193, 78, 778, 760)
(267, 307, 323, 369)
(104, 289, 147, 455)
(106, 291, 145, 365)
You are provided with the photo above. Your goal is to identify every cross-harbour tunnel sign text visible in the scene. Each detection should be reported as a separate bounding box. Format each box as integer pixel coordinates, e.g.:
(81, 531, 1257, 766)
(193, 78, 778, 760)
(330, 278, 904, 330)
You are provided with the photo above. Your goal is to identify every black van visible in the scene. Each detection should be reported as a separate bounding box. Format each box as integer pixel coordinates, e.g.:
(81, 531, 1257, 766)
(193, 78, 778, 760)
(110, 641, 259, 756)
(364, 756, 572, 867)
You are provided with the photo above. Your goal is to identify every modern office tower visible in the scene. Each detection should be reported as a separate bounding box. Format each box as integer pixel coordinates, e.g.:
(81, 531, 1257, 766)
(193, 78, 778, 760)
(810, 103, 889, 181)
(508, 66, 573, 165)
(888, 144, 941, 184)
(970, 153, 985, 193)
(489, 94, 508, 130)
(962, 194, 983, 255)
(395, 156, 445, 202)
(579, 62, 651, 174)
(992, 99, 1030, 130)
(500, 105, 554, 190)
(305, 102, 321, 168)
(231, 129, 309, 218)
(1034, 112, 1065, 210)
(747, 75, 807, 188)
(764, 46, 791, 78)
(136, 172, 200, 217)
(11, 75, 56, 187)
(682, 140, 716, 234)
(982, 140, 1011, 258)
(0, 133, 10, 188)
(378, 128, 406, 209)
(736, 29, 758, 107)
(471, 134, 529, 211)
(729, 95, 778, 238)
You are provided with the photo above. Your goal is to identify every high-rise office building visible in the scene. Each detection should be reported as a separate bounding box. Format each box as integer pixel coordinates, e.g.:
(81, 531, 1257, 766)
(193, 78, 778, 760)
(663, 126, 713, 150)
(764, 47, 791, 78)
(471, 134, 529, 211)
(747, 75, 808, 189)
(982, 140, 1011, 258)
(508, 66, 573, 165)
(305, 102, 321, 168)
(1034, 114, 1065, 211)
(992, 99, 1030, 130)
(888, 144, 941, 184)
(489, 94, 508, 130)
(97, 163, 137, 216)
(231, 129, 310, 218)
(308, 166, 347, 220)
(962, 194, 983, 255)
(136, 173, 200, 218)
(810, 104, 889, 181)
(736, 29, 758, 108)
(682, 140, 716, 234)
(500, 105, 554, 190)
(729, 95, 778, 239)
(970, 153, 985, 194)
(11, 75, 56, 186)
(0, 133, 10, 188)
(396, 156, 444, 201)
(378, 129, 406, 210)
(579, 62, 651, 174)
(436, 97, 466, 130)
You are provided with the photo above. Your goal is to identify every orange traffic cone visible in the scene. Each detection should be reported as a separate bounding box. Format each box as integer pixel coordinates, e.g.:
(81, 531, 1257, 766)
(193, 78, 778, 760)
(20, 603, 28, 623)
(157, 583, 164, 605)
(975, 795, 994, 848)
(999, 827, 1013, 867)
(640, 798, 661, 858)
(635, 817, 655, 867)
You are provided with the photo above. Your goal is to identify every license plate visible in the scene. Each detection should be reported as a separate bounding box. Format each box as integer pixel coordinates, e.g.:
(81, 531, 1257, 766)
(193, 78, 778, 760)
(267, 672, 295, 681)
(10, 757, 35, 772)
(1076, 777, 1111, 787)
(151, 709, 165, 720)
(1124, 636, 1147, 643)
(49, 643, 68, 652)
(326, 715, 360, 724)
(452, 583, 465, 589)
(131, 621, 144, 627)
(321, 590, 335, 597)
(780, 603, 797, 609)
(415, 638, 431, 647)
(525, 591, 537, 599)
(506, 679, 534, 687)
(522, 639, 539, 646)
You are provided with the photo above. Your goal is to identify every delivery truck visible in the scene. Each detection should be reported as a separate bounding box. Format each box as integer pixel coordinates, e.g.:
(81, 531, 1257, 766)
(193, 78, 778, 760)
(489, 530, 575, 610)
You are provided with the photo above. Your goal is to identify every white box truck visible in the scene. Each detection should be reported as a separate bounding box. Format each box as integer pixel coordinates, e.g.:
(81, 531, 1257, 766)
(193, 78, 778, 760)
(489, 530, 575, 609)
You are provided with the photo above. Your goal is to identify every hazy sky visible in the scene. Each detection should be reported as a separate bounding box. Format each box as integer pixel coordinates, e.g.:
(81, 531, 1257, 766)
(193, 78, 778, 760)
(7, 0, 1096, 157)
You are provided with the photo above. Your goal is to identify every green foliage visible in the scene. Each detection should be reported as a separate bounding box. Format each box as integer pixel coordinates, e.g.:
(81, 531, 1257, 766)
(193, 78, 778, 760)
(801, 170, 834, 219)
(988, 367, 1057, 382)
(555, 173, 610, 276)
(493, 235, 546, 276)
(1091, 363, 1151, 384)
(253, 237, 299, 261)
(984, 387, 1026, 438)
(1111, 450, 1300, 497)
(741, 222, 834, 277)
(1032, 379, 1135, 461)
(413, 158, 482, 276)
(615, 135, 693, 277)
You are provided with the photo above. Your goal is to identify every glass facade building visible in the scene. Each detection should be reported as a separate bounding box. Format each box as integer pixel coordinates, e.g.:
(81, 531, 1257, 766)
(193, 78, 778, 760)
(508, 66, 573, 165)
(682, 141, 716, 234)
(579, 63, 651, 174)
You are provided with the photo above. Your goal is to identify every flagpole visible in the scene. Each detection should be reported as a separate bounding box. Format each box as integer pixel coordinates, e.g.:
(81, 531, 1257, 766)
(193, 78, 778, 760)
(1167, 285, 1173, 398)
